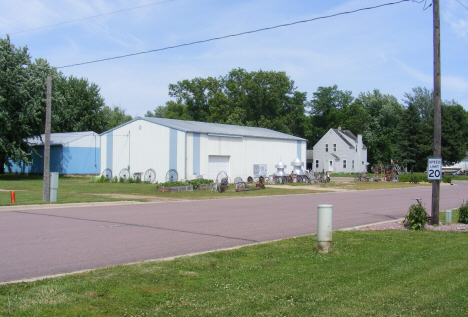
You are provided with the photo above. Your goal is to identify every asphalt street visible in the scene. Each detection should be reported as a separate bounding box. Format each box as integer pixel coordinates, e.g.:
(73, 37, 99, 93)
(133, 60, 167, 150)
(1, 181, 467, 283)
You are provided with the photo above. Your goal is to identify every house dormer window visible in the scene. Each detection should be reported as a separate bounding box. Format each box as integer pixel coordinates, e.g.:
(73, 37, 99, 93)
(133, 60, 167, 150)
(325, 144, 328, 152)
(333, 144, 336, 152)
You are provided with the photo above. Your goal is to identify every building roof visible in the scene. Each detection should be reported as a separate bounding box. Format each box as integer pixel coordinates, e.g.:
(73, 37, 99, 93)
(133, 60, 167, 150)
(331, 128, 367, 149)
(103, 117, 306, 141)
(27, 131, 97, 146)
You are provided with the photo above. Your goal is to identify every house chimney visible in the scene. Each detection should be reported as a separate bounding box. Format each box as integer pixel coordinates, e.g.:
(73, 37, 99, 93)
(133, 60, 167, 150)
(338, 126, 341, 130)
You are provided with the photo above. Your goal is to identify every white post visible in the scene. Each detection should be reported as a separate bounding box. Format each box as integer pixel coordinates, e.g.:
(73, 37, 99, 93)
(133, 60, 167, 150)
(445, 210, 452, 224)
(317, 204, 333, 253)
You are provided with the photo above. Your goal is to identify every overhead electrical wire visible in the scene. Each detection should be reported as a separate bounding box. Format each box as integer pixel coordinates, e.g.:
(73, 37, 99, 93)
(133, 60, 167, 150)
(456, 0, 468, 10)
(9, 0, 177, 35)
(58, 0, 410, 69)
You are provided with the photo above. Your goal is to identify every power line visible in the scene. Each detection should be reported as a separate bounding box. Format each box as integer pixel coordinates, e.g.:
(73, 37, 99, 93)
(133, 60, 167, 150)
(456, 0, 468, 10)
(58, 0, 410, 69)
(9, 0, 177, 35)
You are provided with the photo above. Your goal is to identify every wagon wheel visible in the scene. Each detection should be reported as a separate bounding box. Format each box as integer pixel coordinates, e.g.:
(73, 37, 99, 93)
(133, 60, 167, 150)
(101, 168, 112, 180)
(216, 171, 228, 184)
(297, 175, 303, 183)
(234, 177, 242, 184)
(166, 169, 178, 182)
(259, 176, 265, 184)
(281, 176, 288, 184)
(119, 168, 130, 181)
(144, 168, 156, 183)
(247, 176, 253, 183)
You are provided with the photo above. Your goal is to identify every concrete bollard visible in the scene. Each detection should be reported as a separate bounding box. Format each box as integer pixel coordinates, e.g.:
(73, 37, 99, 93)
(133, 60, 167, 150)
(445, 210, 452, 224)
(50, 172, 59, 202)
(317, 204, 333, 253)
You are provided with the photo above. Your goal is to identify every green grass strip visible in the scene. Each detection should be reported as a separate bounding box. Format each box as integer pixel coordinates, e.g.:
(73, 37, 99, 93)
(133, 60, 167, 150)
(1, 230, 467, 316)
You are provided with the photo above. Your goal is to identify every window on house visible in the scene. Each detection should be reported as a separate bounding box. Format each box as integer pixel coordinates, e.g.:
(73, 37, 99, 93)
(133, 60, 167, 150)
(343, 160, 347, 168)
(315, 160, 319, 168)
(352, 160, 355, 169)
(325, 144, 328, 152)
(333, 144, 337, 152)
(362, 161, 364, 165)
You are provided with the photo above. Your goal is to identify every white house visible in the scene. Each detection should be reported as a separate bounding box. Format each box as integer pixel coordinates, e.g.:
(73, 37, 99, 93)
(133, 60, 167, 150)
(312, 127, 368, 173)
(100, 117, 307, 183)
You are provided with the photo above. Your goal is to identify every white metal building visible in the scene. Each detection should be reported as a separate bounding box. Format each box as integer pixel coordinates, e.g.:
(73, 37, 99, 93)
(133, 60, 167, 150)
(100, 117, 307, 183)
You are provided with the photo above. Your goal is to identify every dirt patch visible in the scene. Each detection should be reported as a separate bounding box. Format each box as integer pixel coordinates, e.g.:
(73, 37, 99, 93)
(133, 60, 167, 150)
(354, 220, 468, 232)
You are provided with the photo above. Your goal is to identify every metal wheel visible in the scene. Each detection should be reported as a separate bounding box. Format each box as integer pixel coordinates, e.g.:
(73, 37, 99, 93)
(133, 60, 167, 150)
(119, 168, 130, 180)
(234, 177, 242, 184)
(166, 169, 178, 182)
(297, 175, 303, 183)
(247, 176, 253, 183)
(144, 168, 156, 183)
(101, 168, 112, 180)
(216, 171, 228, 184)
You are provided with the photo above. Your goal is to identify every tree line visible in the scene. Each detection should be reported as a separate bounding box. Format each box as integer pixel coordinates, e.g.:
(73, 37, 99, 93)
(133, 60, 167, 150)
(0, 36, 132, 173)
(146, 69, 468, 171)
(2, 36, 467, 173)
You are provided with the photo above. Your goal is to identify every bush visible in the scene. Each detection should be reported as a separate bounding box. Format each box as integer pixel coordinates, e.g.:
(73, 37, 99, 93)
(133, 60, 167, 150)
(442, 174, 452, 184)
(187, 179, 213, 189)
(404, 200, 428, 230)
(119, 177, 126, 183)
(111, 176, 118, 183)
(459, 200, 468, 224)
(127, 177, 135, 183)
(135, 176, 141, 184)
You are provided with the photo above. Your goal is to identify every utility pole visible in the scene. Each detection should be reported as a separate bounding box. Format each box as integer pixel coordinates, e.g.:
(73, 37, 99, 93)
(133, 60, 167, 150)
(431, 0, 441, 225)
(43, 75, 52, 202)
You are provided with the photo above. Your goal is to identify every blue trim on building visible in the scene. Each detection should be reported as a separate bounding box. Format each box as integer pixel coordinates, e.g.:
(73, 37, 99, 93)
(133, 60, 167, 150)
(297, 140, 302, 159)
(106, 132, 113, 172)
(193, 133, 200, 175)
(169, 128, 178, 170)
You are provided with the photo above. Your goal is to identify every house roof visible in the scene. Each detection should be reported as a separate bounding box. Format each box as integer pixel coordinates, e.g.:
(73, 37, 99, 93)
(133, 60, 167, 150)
(331, 128, 367, 149)
(103, 117, 306, 141)
(27, 131, 97, 146)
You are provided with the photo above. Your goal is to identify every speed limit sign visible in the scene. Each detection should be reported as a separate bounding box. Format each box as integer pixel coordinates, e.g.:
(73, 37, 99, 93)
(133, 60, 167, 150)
(427, 158, 442, 180)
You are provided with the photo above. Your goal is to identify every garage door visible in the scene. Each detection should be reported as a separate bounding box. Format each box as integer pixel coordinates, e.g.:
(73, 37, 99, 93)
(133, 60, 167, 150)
(208, 156, 230, 180)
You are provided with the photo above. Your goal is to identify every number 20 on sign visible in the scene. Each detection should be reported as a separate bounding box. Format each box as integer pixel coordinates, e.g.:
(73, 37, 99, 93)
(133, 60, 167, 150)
(427, 158, 442, 180)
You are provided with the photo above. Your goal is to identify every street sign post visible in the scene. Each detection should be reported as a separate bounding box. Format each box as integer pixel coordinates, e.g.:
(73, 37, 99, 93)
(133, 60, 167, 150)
(427, 158, 442, 180)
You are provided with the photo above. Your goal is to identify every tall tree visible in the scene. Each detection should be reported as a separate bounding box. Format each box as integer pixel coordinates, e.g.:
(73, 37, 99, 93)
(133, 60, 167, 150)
(355, 89, 403, 168)
(52, 75, 107, 133)
(0, 36, 60, 173)
(163, 68, 309, 138)
(101, 106, 132, 131)
(307, 85, 354, 146)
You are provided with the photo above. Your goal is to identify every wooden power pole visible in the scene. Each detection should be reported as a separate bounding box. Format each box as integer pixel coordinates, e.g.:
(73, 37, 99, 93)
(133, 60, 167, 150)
(431, 0, 441, 225)
(43, 75, 52, 202)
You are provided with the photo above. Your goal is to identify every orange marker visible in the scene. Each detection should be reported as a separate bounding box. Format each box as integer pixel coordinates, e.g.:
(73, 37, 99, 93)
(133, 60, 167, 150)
(11, 191, 16, 203)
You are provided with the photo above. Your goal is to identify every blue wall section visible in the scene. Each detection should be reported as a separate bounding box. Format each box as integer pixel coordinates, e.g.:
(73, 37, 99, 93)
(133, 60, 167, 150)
(6, 146, 100, 174)
(169, 128, 177, 170)
(297, 140, 302, 159)
(106, 132, 113, 172)
(193, 133, 200, 175)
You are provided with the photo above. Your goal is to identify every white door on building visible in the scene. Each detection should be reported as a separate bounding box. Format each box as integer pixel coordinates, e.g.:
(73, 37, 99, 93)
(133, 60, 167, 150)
(328, 160, 334, 172)
(208, 156, 230, 180)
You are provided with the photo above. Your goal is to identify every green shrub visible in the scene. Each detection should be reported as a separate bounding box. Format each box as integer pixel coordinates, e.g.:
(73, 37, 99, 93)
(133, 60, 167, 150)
(119, 177, 126, 183)
(111, 176, 118, 183)
(404, 201, 428, 230)
(160, 181, 188, 187)
(127, 177, 135, 183)
(459, 200, 468, 224)
(135, 176, 141, 184)
(442, 174, 452, 183)
(95, 175, 109, 183)
(187, 179, 213, 189)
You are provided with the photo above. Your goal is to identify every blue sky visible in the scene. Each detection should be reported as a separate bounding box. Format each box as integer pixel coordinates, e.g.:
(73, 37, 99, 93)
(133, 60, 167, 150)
(1, 0, 467, 117)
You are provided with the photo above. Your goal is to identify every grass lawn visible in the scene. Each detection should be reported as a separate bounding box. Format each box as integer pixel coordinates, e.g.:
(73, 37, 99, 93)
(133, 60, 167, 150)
(1, 230, 467, 316)
(0, 175, 431, 206)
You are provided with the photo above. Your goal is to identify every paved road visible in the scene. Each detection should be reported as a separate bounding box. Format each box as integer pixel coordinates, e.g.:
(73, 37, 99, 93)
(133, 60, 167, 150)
(1, 181, 467, 283)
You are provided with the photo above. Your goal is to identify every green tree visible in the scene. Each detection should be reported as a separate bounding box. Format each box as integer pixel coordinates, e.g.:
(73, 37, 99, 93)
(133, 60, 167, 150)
(101, 106, 132, 131)
(165, 68, 309, 138)
(52, 75, 106, 133)
(355, 89, 403, 168)
(146, 101, 192, 120)
(0, 36, 60, 173)
(307, 85, 354, 146)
